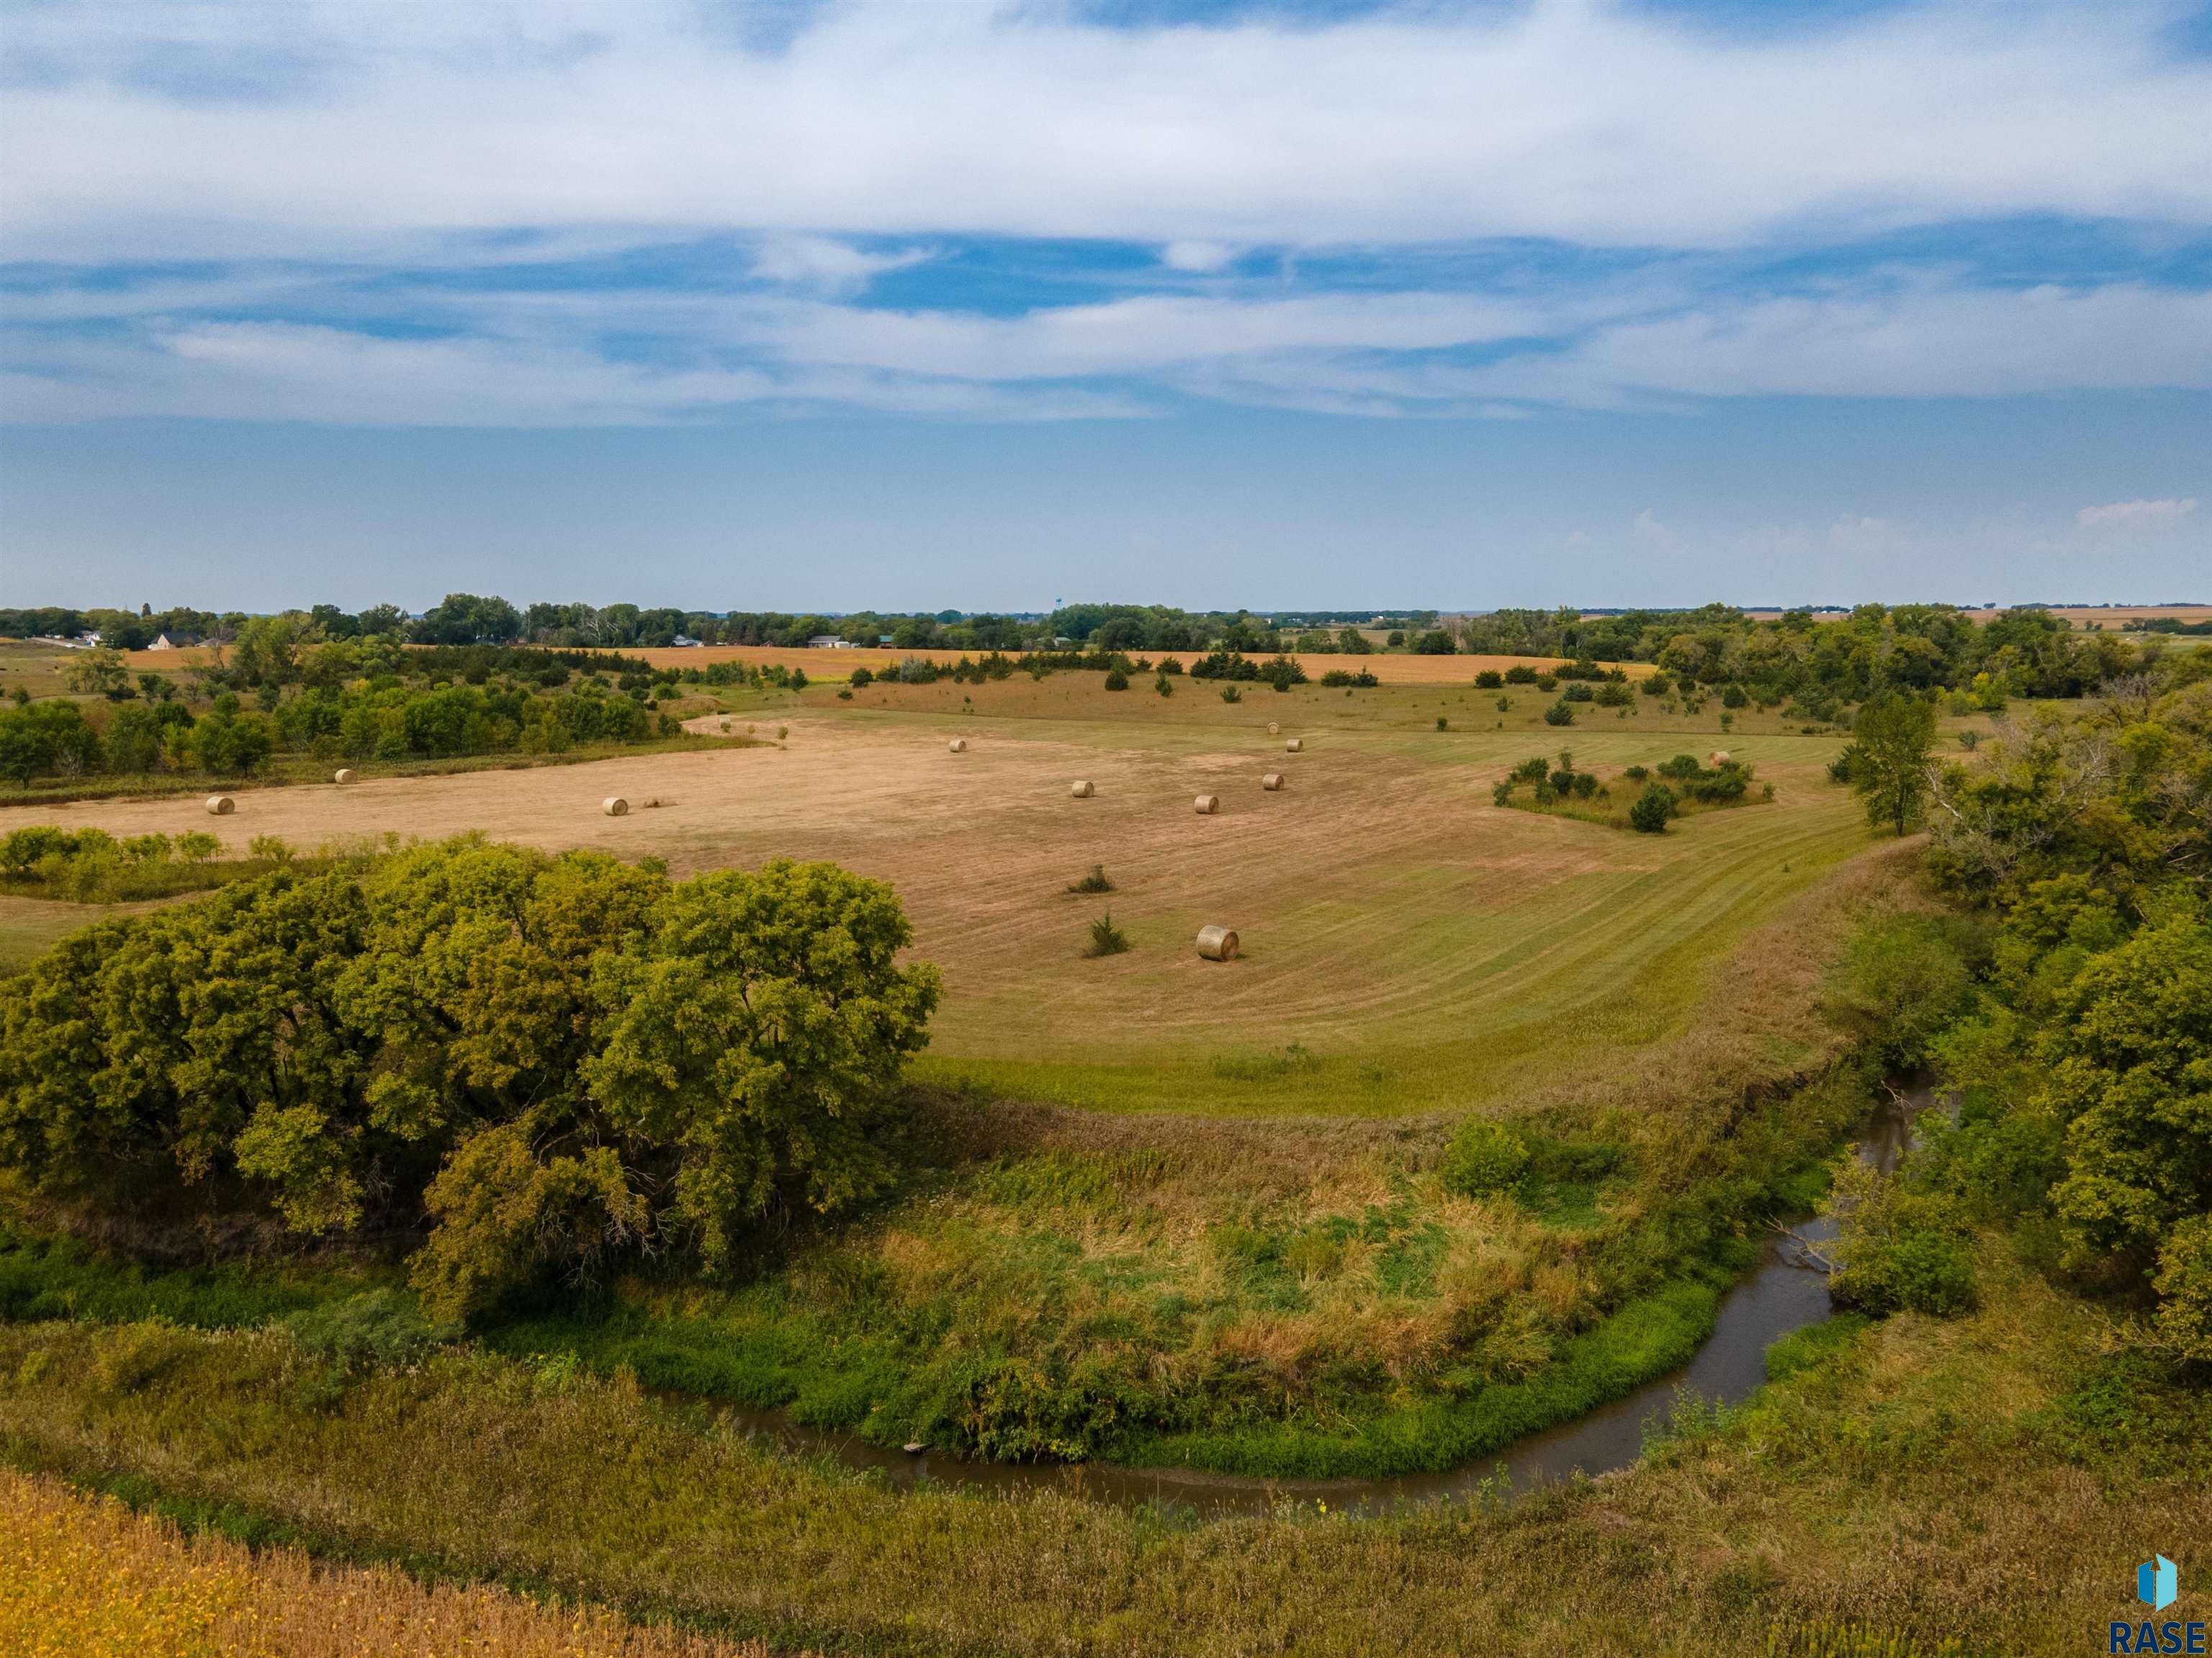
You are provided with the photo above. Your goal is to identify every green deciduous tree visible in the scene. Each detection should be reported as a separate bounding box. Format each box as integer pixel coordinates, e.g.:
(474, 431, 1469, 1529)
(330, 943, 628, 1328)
(1843, 693, 1938, 835)
(2042, 916, 2212, 1273)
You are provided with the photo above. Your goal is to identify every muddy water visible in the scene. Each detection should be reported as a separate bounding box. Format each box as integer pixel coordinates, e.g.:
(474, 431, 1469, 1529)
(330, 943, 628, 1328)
(706, 1089, 1928, 1517)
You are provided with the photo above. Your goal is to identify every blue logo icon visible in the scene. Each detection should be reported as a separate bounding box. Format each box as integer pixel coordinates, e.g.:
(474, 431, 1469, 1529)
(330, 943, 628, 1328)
(2139, 1555, 2178, 1613)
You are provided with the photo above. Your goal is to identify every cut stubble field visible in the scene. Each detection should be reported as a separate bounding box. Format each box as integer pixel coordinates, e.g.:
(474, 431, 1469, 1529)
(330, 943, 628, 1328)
(0, 681, 1869, 1117)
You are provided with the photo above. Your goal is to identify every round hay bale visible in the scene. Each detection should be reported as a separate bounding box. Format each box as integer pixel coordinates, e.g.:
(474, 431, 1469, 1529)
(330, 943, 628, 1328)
(204, 794, 235, 816)
(948, 737, 968, 753)
(1285, 737, 1303, 752)
(1267, 721, 1280, 735)
(1195, 924, 1240, 961)
(332, 768, 357, 785)
(1709, 749, 1732, 766)
(602, 796, 629, 817)
(1262, 772, 1285, 791)
(1194, 794, 1220, 815)
(1070, 780, 1094, 798)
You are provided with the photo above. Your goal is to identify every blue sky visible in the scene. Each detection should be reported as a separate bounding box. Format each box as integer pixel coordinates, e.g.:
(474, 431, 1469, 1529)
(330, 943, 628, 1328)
(2, 0, 2208, 612)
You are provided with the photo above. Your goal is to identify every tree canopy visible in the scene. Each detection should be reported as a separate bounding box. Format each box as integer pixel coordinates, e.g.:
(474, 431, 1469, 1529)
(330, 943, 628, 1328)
(0, 839, 940, 1317)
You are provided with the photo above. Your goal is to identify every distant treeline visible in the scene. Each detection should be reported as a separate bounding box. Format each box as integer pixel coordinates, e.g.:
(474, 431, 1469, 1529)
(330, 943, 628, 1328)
(1458, 603, 2143, 713)
(0, 631, 718, 788)
(6, 596, 1441, 658)
(7, 599, 2172, 715)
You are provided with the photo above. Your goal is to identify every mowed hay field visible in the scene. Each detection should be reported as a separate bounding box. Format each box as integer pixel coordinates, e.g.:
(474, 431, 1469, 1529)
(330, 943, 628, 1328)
(0, 675, 1875, 1116)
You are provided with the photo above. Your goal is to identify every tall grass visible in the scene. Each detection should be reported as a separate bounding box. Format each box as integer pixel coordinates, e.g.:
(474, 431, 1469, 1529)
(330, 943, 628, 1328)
(0, 1227, 371, 1330)
(0, 1466, 788, 1657)
(0, 1263, 2200, 1658)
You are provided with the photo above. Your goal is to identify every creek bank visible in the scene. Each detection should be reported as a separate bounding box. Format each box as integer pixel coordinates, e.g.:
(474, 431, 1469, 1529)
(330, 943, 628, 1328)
(677, 1085, 1930, 1516)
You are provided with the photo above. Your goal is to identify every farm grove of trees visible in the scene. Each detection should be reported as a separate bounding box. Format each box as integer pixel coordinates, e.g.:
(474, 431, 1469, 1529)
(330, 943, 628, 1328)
(0, 841, 941, 1318)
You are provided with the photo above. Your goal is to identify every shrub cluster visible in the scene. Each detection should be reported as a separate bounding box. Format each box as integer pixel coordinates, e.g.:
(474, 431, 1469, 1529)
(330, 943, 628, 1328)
(1655, 752, 1753, 802)
(1, 824, 238, 901)
(1188, 651, 1308, 690)
(1438, 1118, 1530, 1197)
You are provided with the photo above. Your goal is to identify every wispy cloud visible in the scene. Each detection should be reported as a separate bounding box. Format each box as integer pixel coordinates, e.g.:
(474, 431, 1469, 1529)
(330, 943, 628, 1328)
(2076, 496, 2199, 529)
(750, 235, 932, 293)
(2, 0, 2211, 427)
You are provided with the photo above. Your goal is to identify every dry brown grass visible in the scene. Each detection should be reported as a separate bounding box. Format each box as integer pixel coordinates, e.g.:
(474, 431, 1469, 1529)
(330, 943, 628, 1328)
(0, 696, 1869, 1114)
(0, 1466, 796, 1658)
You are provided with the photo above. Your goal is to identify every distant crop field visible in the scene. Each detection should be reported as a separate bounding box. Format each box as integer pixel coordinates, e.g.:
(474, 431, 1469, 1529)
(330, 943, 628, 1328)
(1, 672, 1884, 1115)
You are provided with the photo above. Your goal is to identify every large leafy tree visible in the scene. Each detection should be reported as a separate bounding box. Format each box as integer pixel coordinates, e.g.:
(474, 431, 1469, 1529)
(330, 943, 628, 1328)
(1844, 692, 1938, 835)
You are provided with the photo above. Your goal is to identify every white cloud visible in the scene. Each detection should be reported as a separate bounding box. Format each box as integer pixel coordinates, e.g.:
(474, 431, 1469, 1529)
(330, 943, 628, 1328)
(1162, 240, 1238, 273)
(1829, 515, 1899, 551)
(2075, 497, 2198, 529)
(0, 320, 1154, 425)
(765, 290, 1547, 380)
(1462, 282, 2212, 405)
(1, 1, 2208, 261)
(12, 266, 2212, 425)
(1632, 509, 1682, 553)
(5, 1, 2212, 428)
(750, 235, 930, 292)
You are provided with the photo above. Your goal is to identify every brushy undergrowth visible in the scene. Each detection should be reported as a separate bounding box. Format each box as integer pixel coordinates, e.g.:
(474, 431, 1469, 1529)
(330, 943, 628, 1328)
(0, 1064, 1871, 1481)
(0, 1226, 369, 1331)
(460, 1069, 1870, 1478)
